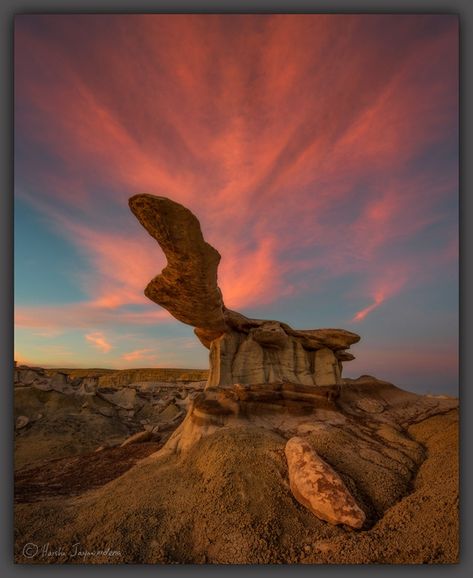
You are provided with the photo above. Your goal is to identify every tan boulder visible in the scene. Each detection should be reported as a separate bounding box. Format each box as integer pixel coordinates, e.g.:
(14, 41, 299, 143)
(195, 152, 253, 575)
(297, 328, 360, 351)
(285, 436, 365, 529)
(251, 322, 289, 349)
(336, 351, 355, 362)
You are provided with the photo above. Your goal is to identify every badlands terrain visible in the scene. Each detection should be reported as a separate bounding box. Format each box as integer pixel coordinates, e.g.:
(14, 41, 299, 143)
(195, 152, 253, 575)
(14, 195, 459, 564)
(14, 364, 458, 564)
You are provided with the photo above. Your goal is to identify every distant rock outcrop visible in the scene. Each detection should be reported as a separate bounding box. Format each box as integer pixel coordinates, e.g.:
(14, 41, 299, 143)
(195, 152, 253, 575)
(129, 194, 360, 390)
(14, 365, 205, 469)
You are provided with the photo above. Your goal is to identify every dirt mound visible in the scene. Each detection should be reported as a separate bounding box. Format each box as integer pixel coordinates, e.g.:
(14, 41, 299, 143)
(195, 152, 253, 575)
(14, 410, 458, 564)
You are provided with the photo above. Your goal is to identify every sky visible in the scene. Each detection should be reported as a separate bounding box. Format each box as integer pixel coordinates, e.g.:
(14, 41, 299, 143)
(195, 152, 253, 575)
(14, 14, 459, 395)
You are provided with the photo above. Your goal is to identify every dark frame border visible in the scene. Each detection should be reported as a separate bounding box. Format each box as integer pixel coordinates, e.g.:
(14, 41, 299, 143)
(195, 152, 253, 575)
(2, 1, 470, 577)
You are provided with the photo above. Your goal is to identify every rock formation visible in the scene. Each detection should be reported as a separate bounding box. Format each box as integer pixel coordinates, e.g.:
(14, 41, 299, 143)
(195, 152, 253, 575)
(14, 365, 206, 469)
(13, 196, 459, 557)
(129, 194, 360, 391)
(127, 195, 460, 535)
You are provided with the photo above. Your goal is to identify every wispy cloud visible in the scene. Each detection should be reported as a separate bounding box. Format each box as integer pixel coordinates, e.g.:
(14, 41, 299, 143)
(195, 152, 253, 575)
(122, 348, 158, 362)
(14, 15, 458, 387)
(15, 15, 457, 321)
(352, 294, 385, 323)
(15, 303, 171, 333)
(85, 331, 112, 353)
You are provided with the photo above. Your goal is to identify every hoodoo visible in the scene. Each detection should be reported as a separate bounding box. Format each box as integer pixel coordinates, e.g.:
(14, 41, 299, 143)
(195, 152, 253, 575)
(129, 194, 360, 395)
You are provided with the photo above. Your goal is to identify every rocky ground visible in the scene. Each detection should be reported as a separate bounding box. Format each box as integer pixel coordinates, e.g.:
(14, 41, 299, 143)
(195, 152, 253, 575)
(14, 366, 459, 564)
(14, 365, 207, 469)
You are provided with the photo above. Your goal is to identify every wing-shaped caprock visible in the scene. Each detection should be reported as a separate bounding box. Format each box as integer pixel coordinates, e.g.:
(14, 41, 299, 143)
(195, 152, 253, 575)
(129, 194, 228, 340)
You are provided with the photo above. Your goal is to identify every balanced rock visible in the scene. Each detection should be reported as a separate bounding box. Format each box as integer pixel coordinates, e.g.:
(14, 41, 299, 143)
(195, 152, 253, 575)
(285, 436, 365, 529)
(129, 194, 360, 391)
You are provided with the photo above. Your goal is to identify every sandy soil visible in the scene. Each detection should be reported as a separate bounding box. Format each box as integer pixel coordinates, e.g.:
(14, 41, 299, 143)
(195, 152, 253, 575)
(14, 409, 458, 564)
(15, 443, 163, 503)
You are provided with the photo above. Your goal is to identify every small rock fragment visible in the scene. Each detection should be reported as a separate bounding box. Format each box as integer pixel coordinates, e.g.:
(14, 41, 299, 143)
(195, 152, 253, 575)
(16, 415, 30, 430)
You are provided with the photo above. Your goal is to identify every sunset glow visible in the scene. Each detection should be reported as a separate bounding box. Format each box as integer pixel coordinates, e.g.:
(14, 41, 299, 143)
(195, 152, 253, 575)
(14, 14, 458, 393)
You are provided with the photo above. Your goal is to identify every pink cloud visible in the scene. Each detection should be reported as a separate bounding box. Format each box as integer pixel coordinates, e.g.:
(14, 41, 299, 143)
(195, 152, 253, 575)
(352, 293, 385, 323)
(122, 348, 158, 362)
(85, 331, 112, 353)
(351, 264, 410, 322)
(14, 15, 458, 337)
(15, 303, 171, 332)
(219, 235, 295, 309)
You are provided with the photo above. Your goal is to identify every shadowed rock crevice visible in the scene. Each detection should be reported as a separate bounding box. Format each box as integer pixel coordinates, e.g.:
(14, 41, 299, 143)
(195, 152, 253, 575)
(129, 194, 360, 389)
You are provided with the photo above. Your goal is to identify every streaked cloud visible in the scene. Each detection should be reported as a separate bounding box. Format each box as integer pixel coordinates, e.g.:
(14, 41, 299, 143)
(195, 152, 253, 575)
(122, 348, 158, 362)
(15, 303, 171, 332)
(14, 15, 458, 391)
(85, 331, 112, 353)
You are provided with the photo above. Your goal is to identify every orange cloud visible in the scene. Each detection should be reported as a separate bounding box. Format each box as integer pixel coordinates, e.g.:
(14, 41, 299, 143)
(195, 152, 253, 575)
(85, 332, 112, 353)
(15, 15, 458, 336)
(219, 235, 294, 309)
(15, 303, 171, 332)
(122, 348, 158, 362)
(350, 261, 411, 322)
(352, 292, 385, 322)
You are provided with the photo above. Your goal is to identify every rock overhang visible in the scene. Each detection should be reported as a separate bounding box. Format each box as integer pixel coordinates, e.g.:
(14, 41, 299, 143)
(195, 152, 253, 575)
(129, 193, 360, 390)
